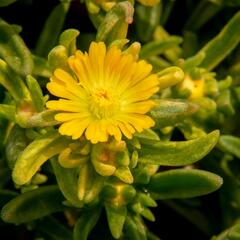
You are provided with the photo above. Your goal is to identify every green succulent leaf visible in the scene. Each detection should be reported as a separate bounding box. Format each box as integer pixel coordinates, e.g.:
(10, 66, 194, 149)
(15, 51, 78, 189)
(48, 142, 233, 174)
(150, 99, 198, 128)
(148, 169, 223, 199)
(59, 29, 80, 56)
(23, 110, 59, 128)
(35, 2, 70, 57)
(1, 185, 65, 224)
(0, 19, 33, 76)
(140, 36, 183, 58)
(77, 163, 105, 203)
(125, 215, 147, 240)
(135, 4, 161, 42)
(48, 45, 69, 72)
(219, 135, 240, 158)
(0, 59, 31, 102)
(96, 1, 134, 44)
(185, 0, 222, 31)
(12, 132, 71, 185)
(211, 222, 240, 240)
(26, 75, 45, 112)
(105, 203, 127, 239)
(197, 11, 240, 70)
(0, 104, 15, 121)
(157, 66, 184, 89)
(0, 0, 17, 7)
(32, 55, 51, 78)
(139, 130, 219, 166)
(50, 158, 82, 208)
(73, 207, 101, 240)
(5, 125, 29, 169)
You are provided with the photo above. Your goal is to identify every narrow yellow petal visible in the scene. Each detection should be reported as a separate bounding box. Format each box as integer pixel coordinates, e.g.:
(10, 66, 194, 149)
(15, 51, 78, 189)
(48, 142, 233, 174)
(55, 112, 90, 121)
(118, 122, 133, 139)
(71, 118, 90, 140)
(122, 100, 156, 114)
(54, 69, 77, 84)
(46, 99, 87, 112)
(47, 82, 79, 101)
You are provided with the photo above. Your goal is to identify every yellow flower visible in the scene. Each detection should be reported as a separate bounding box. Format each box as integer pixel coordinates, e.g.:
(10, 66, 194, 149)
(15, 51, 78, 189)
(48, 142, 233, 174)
(46, 42, 159, 143)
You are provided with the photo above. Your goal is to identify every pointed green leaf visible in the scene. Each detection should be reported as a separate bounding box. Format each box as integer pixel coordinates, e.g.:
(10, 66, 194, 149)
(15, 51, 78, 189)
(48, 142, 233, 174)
(157, 66, 184, 89)
(140, 36, 183, 58)
(50, 158, 82, 208)
(105, 203, 127, 239)
(35, 3, 70, 57)
(0, 104, 15, 121)
(0, 59, 31, 101)
(148, 169, 223, 199)
(96, 1, 134, 44)
(5, 125, 29, 169)
(32, 55, 51, 78)
(1, 186, 65, 224)
(219, 135, 240, 158)
(77, 163, 105, 203)
(12, 132, 71, 185)
(125, 215, 147, 240)
(135, 4, 161, 42)
(211, 222, 240, 240)
(185, 1, 222, 31)
(198, 11, 240, 70)
(73, 208, 101, 240)
(26, 75, 45, 112)
(48, 45, 69, 71)
(59, 29, 80, 56)
(0, 19, 33, 75)
(139, 130, 219, 166)
(150, 99, 198, 128)
(16, 110, 59, 128)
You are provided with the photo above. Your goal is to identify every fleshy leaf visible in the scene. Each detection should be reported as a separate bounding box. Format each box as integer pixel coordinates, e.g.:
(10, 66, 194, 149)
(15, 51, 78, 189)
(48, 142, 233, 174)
(0, 104, 15, 121)
(219, 135, 240, 158)
(0, 0, 17, 7)
(148, 169, 223, 199)
(35, 2, 70, 57)
(96, 1, 134, 44)
(125, 215, 147, 240)
(59, 29, 80, 56)
(73, 208, 101, 240)
(139, 130, 219, 166)
(105, 203, 127, 239)
(12, 132, 71, 185)
(211, 222, 240, 240)
(197, 11, 240, 70)
(51, 158, 82, 208)
(1, 186, 65, 224)
(135, 4, 161, 42)
(140, 36, 183, 58)
(157, 66, 184, 89)
(0, 59, 31, 102)
(0, 19, 33, 75)
(5, 125, 29, 169)
(26, 75, 45, 112)
(150, 99, 198, 128)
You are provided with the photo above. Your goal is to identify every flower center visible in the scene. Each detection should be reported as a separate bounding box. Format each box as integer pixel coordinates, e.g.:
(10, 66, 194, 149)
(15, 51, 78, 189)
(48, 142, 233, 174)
(89, 88, 119, 119)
